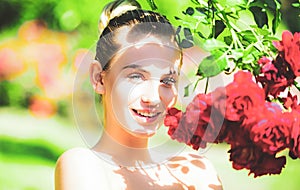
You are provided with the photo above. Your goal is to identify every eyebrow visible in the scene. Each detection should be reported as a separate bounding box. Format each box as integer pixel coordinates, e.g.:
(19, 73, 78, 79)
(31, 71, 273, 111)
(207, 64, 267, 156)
(122, 64, 177, 75)
(122, 64, 142, 70)
(122, 64, 148, 74)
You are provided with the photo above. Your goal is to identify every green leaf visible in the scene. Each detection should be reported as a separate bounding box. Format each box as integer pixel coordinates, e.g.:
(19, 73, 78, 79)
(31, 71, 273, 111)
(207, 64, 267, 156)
(249, 0, 264, 9)
(202, 38, 228, 51)
(242, 54, 255, 64)
(184, 84, 191, 97)
(271, 0, 281, 34)
(264, 0, 277, 10)
(238, 30, 257, 43)
(243, 44, 255, 57)
(190, 0, 201, 5)
(253, 64, 261, 76)
(174, 16, 181, 20)
(175, 26, 182, 35)
(272, 10, 281, 34)
(146, 0, 158, 10)
(292, 3, 300, 8)
(224, 36, 233, 46)
(231, 49, 244, 60)
(197, 31, 206, 38)
(184, 27, 193, 41)
(294, 81, 300, 91)
(249, 6, 268, 28)
(180, 39, 194, 48)
(183, 7, 195, 16)
(195, 7, 208, 15)
(219, 0, 246, 7)
(250, 25, 270, 37)
(214, 20, 226, 38)
(197, 51, 228, 77)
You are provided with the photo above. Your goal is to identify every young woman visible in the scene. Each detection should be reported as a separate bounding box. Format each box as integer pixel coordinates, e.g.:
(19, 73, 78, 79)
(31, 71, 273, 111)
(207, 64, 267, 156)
(55, 0, 223, 189)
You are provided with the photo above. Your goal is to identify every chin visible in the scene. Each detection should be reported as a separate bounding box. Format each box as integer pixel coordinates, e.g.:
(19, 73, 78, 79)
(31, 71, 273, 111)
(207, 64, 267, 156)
(131, 128, 157, 138)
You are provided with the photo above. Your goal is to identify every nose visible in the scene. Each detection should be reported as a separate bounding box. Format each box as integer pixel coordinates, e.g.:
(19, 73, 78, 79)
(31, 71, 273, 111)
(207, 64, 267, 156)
(141, 80, 160, 105)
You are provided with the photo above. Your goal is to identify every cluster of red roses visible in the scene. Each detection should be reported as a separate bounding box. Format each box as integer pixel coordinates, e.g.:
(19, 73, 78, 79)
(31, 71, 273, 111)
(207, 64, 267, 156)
(164, 31, 300, 177)
(257, 31, 300, 98)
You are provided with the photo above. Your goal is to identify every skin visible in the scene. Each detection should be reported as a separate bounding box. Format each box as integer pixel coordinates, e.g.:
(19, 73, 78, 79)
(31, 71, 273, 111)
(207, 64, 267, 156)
(55, 37, 223, 190)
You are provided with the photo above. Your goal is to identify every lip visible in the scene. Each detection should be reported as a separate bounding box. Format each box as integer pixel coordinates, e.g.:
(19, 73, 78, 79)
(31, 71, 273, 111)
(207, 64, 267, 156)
(129, 108, 162, 125)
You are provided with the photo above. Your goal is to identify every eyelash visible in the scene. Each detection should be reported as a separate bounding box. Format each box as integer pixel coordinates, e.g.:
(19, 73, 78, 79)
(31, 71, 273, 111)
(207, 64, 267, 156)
(160, 77, 177, 86)
(127, 73, 176, 86)
(128, 73, 144, 81)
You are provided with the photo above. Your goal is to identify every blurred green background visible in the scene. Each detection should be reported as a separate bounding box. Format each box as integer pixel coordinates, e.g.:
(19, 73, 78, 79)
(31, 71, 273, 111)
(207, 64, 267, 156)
(0, 0, 299, 189)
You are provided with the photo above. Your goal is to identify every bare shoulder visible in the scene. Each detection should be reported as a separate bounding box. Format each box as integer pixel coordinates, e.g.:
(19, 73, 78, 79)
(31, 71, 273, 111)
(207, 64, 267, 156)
(55, 147, 101, 173)
(55, 147, 110, 190)
(56, 147, 98, 164)
(166, 152, 223, 190)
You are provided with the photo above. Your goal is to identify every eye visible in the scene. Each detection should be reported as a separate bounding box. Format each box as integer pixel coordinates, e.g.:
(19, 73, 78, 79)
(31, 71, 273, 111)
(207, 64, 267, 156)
(160, 77, 177, 86)
(128, 73, 144, 81)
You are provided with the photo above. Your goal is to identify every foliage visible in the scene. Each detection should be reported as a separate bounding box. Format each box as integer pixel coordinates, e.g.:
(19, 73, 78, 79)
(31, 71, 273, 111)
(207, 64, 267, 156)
(159, 0, 300, 177)
(143, 0, 284, 93)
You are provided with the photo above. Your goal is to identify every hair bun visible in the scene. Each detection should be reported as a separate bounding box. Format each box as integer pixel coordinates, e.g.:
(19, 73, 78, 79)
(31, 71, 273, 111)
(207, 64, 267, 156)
(98, 0, 141, 35)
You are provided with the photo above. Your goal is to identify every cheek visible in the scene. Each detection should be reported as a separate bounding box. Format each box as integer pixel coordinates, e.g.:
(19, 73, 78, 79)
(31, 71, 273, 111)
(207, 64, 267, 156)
(159, 86, 177, 107)
(109, 79, 130, 106)
(127, 83, 147, 104)
(111, 79, 142, 105)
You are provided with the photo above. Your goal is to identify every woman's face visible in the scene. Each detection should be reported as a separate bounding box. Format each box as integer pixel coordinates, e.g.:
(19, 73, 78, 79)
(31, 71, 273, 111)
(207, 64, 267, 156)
(103, 42, 181, 137)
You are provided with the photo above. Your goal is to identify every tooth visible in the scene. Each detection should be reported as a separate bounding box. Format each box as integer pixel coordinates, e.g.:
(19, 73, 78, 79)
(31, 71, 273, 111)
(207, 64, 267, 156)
(137, 111, 157, 117)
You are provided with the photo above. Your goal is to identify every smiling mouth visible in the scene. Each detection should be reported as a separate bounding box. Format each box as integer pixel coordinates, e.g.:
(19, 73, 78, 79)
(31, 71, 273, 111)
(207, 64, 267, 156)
(132, 109, 161, 118)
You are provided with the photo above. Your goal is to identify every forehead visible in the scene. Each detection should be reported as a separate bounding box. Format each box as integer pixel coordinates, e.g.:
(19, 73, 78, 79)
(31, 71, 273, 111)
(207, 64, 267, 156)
(110, 42, 181, 70)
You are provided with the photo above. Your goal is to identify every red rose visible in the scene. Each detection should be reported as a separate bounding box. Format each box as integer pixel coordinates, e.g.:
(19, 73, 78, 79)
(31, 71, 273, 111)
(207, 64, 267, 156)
(289, 110, 300, 159)
(225, 71, 265, 122)
(229, 144, 261, 170)
(189, 135, 207, 150)
(165, 107, 198, 146)
(164, 107, 182, 136)
(249, 154, 286, 177)
(282, 92, 298, 110)
(185, 93, 212, 125)
(184, 94, 213, 149)
(212, 87, 227, 116)
(189, 92, 227, 146)
(226, 122, 251, 146)
(165, 92, 228, 150)
(169, 114, 194, 144)
(194, 108, 227, 144)
(256, 56, 292, 98)
(273, 31, 300, 76)
(227, 125, 258, 170)
(250, 109, 292, 155)
(258, 56, 273, 66)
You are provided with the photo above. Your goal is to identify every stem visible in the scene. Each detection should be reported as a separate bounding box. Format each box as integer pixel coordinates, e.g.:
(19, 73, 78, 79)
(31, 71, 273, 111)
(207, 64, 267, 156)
(208, 0, 216, 38)
(294, 80, 300, 91)
(204, 77, 209, 94)
(212, 3, 216, 38)
(230, 29, 244, 50)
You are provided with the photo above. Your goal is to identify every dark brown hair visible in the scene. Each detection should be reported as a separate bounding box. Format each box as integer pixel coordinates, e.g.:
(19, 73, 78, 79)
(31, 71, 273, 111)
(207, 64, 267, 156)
(95, 0, 181, 71)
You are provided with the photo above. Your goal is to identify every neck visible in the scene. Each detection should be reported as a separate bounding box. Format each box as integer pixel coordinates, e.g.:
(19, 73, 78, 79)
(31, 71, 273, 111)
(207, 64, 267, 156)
(93, 131, 152, 167)
(93, 101, 155, 166)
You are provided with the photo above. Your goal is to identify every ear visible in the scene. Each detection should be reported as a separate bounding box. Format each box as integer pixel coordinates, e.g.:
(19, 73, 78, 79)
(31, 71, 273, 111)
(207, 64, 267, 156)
(90, 60, 105, 94)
